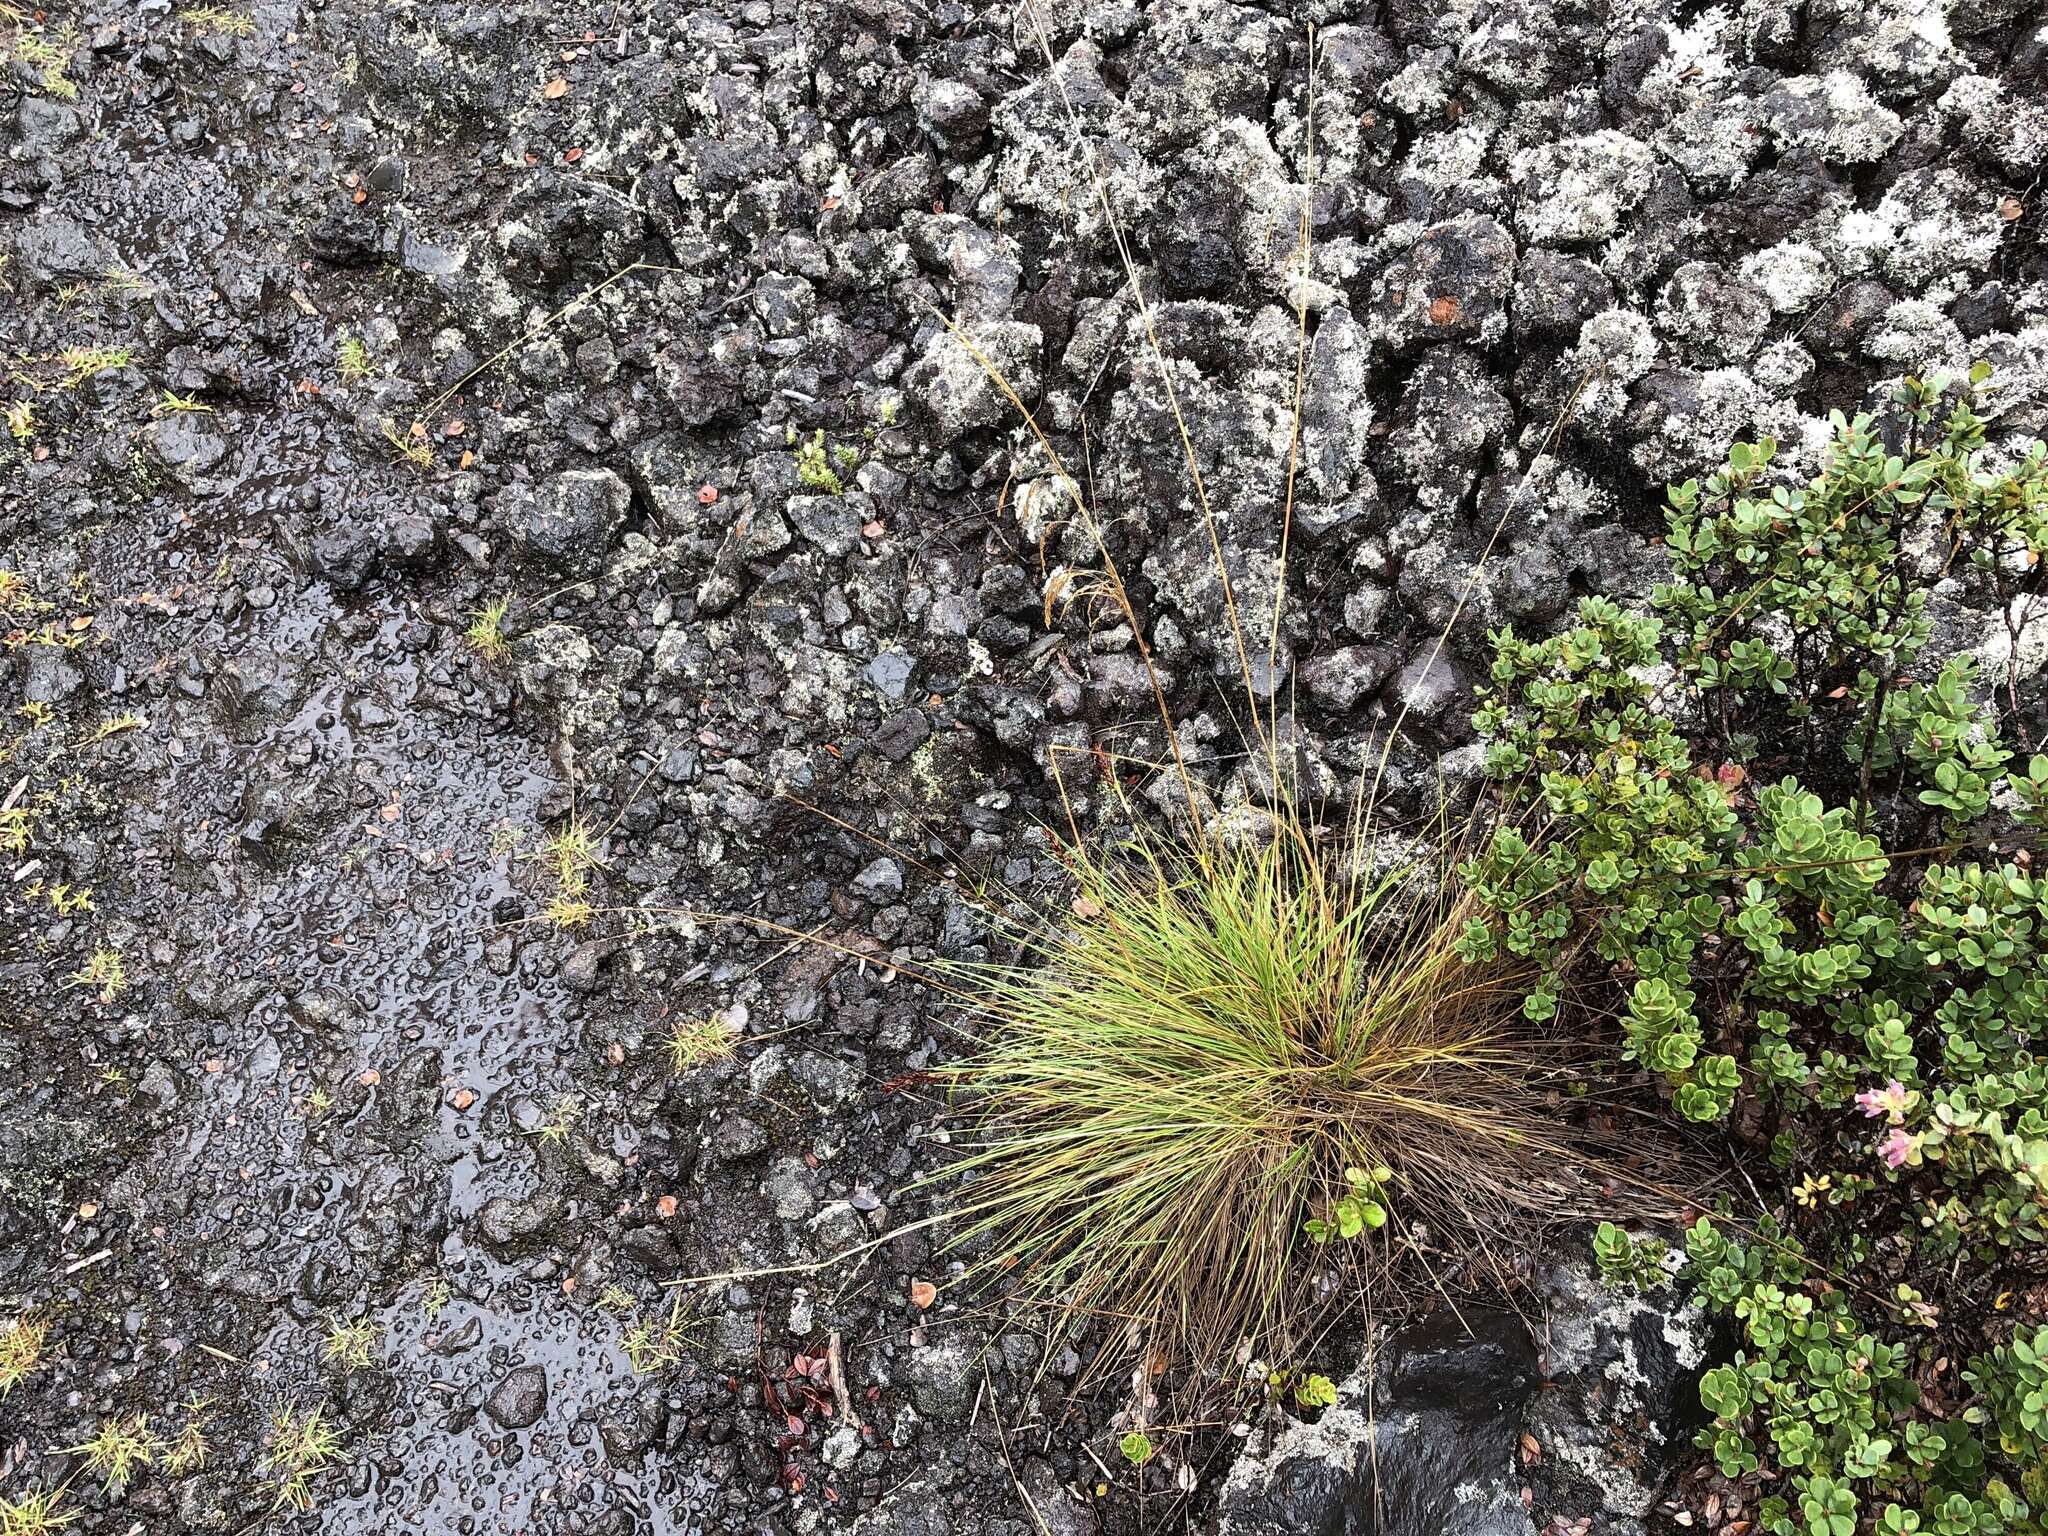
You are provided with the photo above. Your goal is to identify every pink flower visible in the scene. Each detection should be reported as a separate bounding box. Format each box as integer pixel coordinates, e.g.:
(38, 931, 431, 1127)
(1877, 1128, 1921, 1170)
(1856, 1080, 1910, 1125)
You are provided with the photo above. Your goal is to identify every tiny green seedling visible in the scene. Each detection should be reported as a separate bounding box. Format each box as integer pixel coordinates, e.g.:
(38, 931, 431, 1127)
(151, 389, 212, 416)
(1303, 1165, 1393, 1244)
(4, 400, 32, 442)
(1118, 1431, 1154, 1466)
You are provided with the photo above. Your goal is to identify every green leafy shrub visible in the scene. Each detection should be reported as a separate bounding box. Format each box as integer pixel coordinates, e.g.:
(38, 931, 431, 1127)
(1464, 370, 2048, 1535)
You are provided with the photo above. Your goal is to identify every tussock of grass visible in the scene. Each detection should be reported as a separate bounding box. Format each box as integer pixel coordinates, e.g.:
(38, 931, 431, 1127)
(939, 812, 1586, 1377)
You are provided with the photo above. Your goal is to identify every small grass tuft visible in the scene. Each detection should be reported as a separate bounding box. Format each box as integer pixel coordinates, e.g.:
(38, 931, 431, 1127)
(162, 1395, 211, 1475)
(57, 346, 132, 389)
(69, 947, 125, 1003)
(335, 335, 372, 382)
(69, 1413, 159, 1493)
(177, 5, 254, 36)
(464, 595, 511, 662)
(5, 30, 76, 100)
(620, 1292, 696, 1374)
(539, 816, 601, 889)
(267, 1402, 343, 1512)
(383, 421, 434, 471)
(542, 891, 593, 929)
(0, 1487, 75, 1535)
(534, 1096, 580, 1147)
(151, 389, 211, 416)
(4, 400, 32, 442)
(664, 1016, 739, 1074)
(321, 1315, 380, 1371)
(0, 808, 32, 855)
(0, 1314, 48, 1396)
(531, 813, 604, 929)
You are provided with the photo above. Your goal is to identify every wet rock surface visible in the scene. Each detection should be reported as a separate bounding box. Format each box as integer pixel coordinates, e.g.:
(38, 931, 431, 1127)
(0, 0, 2041, 1531)
(1209, 1258, 1712, 1536)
